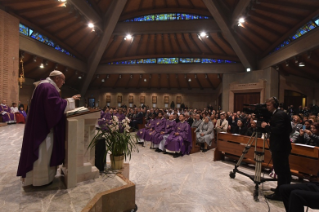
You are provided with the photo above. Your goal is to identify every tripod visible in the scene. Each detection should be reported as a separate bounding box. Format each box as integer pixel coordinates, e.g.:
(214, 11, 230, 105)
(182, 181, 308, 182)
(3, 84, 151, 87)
(229, 129, 277, 201)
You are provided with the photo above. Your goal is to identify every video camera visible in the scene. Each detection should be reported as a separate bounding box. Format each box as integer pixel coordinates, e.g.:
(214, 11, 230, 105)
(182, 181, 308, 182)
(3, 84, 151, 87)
(243, 103, 271, 132)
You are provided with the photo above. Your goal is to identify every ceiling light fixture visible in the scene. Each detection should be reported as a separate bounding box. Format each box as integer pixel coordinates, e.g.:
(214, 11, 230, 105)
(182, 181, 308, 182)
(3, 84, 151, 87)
(97, 75, 99, 79)
(33, 56, 37, 62)
(55, 64, 59, 69)
(188, 78, 191, 82)
(39, 63, 44, 68)
(124, 34, 132, 40)
(65, 67, 68, 72)
(107, 75, 109, 79)
(299, 62, 305, 67)
(238, 17, 245, 27)
(78, 76, 82, 79)
(144, 79, 147, 82)
(200, 32, 208, 38)
(101, 79, 105, 82)
(247, 68, 251, 72)
(275, 66, 279, 71)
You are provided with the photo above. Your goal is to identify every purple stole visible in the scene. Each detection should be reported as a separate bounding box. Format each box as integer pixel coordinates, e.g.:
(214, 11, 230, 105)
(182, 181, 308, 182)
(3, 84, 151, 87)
(0, 104, 15, 122)
(151, 118, 168, 144)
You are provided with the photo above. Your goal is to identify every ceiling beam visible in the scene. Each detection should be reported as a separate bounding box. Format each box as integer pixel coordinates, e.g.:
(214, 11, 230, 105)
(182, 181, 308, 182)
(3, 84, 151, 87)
(175, 74, 181, 90)
(17, 3, 60, 15)
(137, 74, 142, 89)
(147, 74, 152, 90)
(68, 0, 103, 32)
(125, 75, 132, 89)
(205, 75, 215, 90)
(231, 0, 251, 27)
(195, 74, 203, 90)
(112, 75, 121, 89)
(80, 0, 127, 95)
(158, 74, 161, 90)
(97, 63, 245, 74)
(259, 28, 319, 69)
(167, 74, 171, 90)
(113, 19, 220, 35)
(19, 34, 87, 73)
(202, 0, 256, 69)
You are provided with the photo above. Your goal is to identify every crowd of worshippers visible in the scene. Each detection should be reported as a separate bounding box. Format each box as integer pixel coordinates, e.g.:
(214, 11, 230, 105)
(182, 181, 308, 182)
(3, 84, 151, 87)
(0, 100, 27, 124)
(97, 104, 319, 152)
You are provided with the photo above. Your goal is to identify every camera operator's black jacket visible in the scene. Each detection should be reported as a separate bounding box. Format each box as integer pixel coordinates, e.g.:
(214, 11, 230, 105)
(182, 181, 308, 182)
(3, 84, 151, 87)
(264, 110, 292, 152)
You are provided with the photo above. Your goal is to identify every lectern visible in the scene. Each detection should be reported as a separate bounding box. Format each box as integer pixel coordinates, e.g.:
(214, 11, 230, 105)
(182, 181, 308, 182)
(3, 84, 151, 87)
(62, 110, 100, 188)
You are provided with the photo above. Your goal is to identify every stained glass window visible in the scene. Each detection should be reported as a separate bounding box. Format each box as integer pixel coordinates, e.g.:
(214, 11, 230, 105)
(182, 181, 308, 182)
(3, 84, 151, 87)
(19, 23, 75, 58)
(124, 13, 211, 22)
(270, 17, 319, 54)
(108, 58, 237, 65)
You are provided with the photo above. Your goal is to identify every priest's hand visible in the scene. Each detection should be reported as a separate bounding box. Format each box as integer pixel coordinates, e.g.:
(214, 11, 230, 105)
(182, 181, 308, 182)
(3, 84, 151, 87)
(72, 94, 81, 100)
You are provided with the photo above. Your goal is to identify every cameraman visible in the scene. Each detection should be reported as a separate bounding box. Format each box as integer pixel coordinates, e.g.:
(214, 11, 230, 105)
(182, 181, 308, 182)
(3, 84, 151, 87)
(261, 97, 292, 201)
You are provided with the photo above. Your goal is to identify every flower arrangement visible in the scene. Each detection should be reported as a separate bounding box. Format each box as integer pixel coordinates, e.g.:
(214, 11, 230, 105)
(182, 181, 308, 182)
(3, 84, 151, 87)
(89, 115, 138, 169)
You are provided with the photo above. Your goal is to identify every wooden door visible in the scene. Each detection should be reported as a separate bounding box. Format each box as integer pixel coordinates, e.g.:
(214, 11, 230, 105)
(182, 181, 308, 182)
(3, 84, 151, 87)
(234, 92, 260, 112)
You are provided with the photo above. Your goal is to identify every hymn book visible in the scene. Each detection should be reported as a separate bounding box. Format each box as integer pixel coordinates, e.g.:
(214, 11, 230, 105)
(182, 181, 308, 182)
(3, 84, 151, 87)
(66, 107, 89, 117)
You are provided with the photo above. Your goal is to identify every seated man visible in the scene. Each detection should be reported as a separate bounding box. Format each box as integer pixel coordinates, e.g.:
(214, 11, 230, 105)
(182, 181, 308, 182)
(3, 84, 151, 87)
(98, 108, 113, 130)
(153, 114, 176, 152)
(231, 119, 247, 135)
(246, 119, 262, 138)
(137, 115, 155, 145)
(164, 114, 192, 158)
(280, 182, 319, 212)
(0, 100, 15, 123)
(191, 114, 202, 128)
(129, 108, 143, 131)
(11, 103, 25, 124)
(195, 117, 214, 152)
(150, 112, 167, 146)
(185, 112, 193, 126)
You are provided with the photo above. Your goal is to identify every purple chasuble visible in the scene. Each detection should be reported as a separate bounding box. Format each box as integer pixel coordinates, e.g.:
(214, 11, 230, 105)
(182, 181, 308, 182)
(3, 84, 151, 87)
(0, 104, 15, 122)
(144, 120, 157, 141)
(17, 83, 67, 178)
(164, 121, 192, 155)
(137, 119, 153, 140)
(151, 118, 168, 144)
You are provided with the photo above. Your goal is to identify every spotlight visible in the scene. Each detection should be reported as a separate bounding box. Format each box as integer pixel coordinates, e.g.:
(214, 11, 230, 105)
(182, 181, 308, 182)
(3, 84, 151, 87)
(144, 79, 147, 82)
(65, 67, 68, 72)
(101, 79, 105, 82)
(238, 17, 245, 27)
(44, 60, 49, 66)
(58, 0, 67, 2)
(107, 75, 109, 79)
(200, 32, 208, 38)
(130, 75, 133, 79)
(275, 66, 279, 71)
(78, 76, 82, 79)
(33, 56, 37, 62)
(88, 23, 94, 28)
(299, 62, 305, 67)
(124, 34, 132, 40)
(55, 64, 59, 69)
(119, 75, 122, 79)
(188, 78, 191, 82)
(285, 61, 289, 67)
(97, 75, 99, 79)
(247, 68, 251, 72)
(39, 63, 44, 68)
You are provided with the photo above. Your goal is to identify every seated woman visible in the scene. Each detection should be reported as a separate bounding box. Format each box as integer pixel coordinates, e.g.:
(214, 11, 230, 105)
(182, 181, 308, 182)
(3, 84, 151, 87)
(295, 122, 319, 146)
(231, 119, 247, 135)
(11, 103, 25, 124)
(195, 117, 214, 152)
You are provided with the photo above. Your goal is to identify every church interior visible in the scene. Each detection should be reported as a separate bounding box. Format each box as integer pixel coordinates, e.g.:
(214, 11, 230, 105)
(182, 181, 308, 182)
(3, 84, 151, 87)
(1, 0, 319, 211)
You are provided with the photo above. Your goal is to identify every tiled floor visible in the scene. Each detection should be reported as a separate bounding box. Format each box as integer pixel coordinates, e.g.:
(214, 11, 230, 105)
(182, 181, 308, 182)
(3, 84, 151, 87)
(0, 124, 315, 212)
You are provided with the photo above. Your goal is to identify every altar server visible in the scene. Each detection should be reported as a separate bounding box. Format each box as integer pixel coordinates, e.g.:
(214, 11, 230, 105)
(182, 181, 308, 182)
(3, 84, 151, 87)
(0, 100, 15, 123)
(164, 114, 192, 158)
(11, 103, 25, 123)
(17, 70, 80, 186)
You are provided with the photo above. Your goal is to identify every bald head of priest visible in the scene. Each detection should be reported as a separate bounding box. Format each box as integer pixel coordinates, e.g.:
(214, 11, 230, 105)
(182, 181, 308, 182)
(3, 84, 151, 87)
(17, 70, 81, 187)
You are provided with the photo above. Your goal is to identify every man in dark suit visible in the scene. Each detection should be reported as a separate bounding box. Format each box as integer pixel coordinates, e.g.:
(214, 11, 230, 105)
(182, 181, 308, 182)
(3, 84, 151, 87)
(185, 112, 193, 126)
(130, 108, 143, 131)
(231, 119, 247, 135)
(261, 97, 292, 201)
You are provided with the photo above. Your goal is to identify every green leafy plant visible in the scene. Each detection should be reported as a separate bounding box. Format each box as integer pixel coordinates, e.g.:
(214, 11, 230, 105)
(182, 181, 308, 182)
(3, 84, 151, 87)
(88, 116, 138, 164)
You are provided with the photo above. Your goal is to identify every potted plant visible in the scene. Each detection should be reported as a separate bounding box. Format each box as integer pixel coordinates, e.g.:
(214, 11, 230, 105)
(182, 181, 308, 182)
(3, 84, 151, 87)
(89, 116, 138, 170)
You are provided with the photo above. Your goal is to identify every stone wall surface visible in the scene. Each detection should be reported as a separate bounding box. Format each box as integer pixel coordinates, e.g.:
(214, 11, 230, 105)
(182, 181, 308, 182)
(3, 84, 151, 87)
(0, 9, 19, 105)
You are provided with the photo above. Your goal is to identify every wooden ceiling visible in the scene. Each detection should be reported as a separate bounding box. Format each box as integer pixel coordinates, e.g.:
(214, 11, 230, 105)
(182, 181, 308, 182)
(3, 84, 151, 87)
(2, 0, 319, 90)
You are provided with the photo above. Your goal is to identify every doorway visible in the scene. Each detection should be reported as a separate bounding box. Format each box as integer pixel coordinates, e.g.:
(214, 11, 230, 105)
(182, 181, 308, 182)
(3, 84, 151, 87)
(234, 92, 260, 112)
(284, 90, 307, 109)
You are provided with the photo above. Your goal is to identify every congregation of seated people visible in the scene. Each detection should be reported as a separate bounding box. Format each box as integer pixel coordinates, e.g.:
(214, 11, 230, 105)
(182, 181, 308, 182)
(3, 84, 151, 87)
(0, 100, 27, 124)
(97, 103, 319, 151)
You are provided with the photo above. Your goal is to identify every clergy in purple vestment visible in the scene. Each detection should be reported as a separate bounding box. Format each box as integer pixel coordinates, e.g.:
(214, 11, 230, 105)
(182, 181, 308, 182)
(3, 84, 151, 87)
(116, 108, 126, 132)
(17, 70, 81, 187)
(154, 114, 176, 152)
(19, 106, 27, 120)
(137, 118, 154, 143)
(164, 114, 192, 158)
(151, 112, 168, 145)
(0, 100, 15, 123)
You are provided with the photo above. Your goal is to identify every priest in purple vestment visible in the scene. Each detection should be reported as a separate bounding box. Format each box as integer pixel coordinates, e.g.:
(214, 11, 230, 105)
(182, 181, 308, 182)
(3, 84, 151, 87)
(164, 114, 192, 158)
(0, 100, 15, 123)
(137, 118, 155, 143)
(154, 114, 176, 152)
(17, 70, 81, 186)
(150, 112, 167, 145)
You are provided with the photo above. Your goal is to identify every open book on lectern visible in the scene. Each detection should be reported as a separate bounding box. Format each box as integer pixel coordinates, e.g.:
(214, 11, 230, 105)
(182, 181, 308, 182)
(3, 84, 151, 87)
(66, 107, 89, 117)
